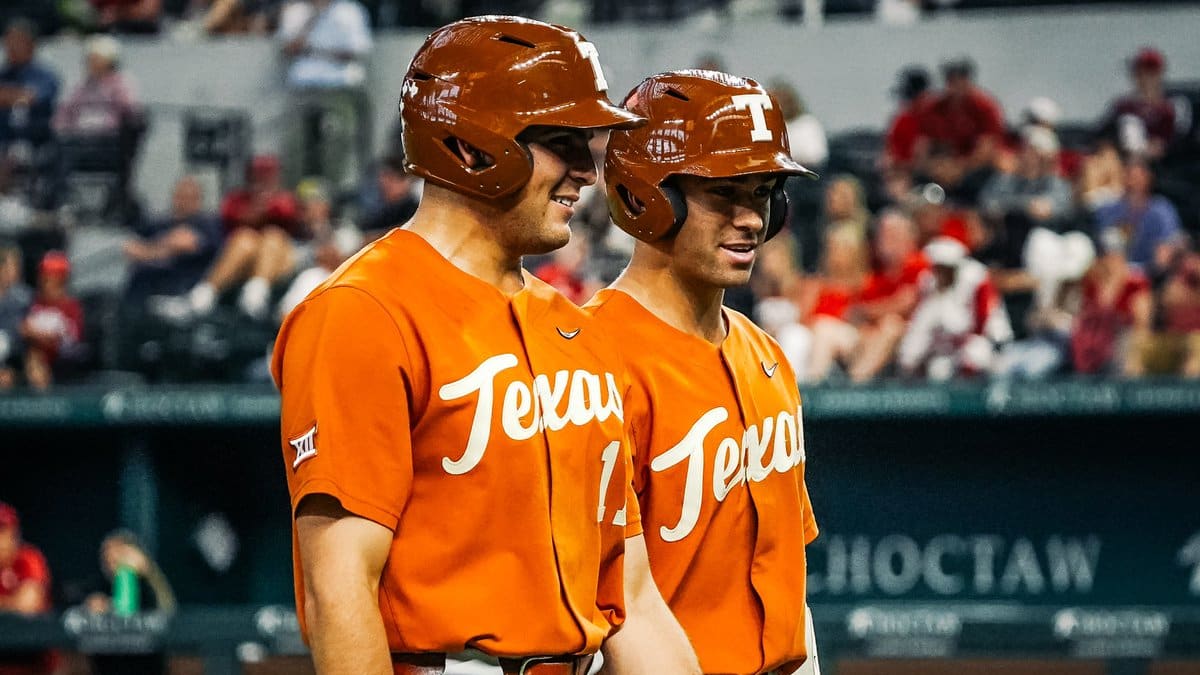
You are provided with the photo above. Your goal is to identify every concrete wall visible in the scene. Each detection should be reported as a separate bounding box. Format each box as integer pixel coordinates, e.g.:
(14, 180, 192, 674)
(34, 5, 1200, 212)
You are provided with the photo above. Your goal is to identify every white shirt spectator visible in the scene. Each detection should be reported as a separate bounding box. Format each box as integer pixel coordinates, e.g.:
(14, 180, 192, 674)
(787, 114, 828, 168)
(898, 238, 1014, 379)
(277, 0, 372, 89)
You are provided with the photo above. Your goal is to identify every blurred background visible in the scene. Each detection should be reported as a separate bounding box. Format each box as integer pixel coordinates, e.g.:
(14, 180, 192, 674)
(0, 0, 1198, 674)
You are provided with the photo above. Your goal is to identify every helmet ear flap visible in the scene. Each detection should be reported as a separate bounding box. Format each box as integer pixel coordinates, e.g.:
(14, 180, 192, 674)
(606, 169, 679, 242)
(661, 181, 689, 234)
(764, 183, 790, 241)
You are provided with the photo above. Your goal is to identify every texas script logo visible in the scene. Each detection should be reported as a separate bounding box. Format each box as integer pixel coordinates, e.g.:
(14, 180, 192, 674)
(436, 353, 623, 475)
(651, 405, 805, 542)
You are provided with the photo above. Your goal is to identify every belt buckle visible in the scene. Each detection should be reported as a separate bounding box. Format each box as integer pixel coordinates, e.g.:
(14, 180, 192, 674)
(514, 654, 589, 675)
(518, 655, 560, 674)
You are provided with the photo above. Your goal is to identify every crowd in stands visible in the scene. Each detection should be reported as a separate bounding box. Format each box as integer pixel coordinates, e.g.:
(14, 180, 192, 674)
(0, 501, 180, 675)
(0, 2, 1198, 389)
(748, 47, 1200, 383)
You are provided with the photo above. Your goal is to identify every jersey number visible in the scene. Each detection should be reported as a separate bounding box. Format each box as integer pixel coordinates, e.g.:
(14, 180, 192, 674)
(597, 440, 627, 526)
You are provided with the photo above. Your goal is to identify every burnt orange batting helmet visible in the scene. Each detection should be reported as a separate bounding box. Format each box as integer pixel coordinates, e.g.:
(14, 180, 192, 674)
(401, 15, 646, 200)
(606, 70, 818, 242)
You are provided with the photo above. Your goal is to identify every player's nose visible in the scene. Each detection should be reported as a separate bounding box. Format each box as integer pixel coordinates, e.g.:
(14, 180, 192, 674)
(731, 203, 766, 234)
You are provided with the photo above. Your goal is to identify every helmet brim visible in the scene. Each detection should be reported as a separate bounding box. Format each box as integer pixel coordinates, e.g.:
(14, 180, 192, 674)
(682, 150, 819, 181)
(524, 99, 648, 131)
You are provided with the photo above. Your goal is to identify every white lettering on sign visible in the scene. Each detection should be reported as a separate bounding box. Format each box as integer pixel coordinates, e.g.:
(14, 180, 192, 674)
(808, 534, 1102, 597)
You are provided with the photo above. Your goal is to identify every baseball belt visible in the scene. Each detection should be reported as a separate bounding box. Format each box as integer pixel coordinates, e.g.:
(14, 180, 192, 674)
(391, 652, 594, 675)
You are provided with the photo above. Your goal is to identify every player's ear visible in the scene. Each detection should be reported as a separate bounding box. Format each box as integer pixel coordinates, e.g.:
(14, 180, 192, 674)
(451, 138, 495, 170)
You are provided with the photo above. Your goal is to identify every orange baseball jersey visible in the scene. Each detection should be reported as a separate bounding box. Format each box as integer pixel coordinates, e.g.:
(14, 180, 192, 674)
(585, 288, 818, 675)
(271, 229, 635, 657)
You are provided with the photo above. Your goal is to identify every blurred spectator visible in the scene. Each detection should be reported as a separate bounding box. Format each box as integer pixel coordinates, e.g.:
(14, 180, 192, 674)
(977, 126, 1074, 292)
(1141, 248, 1200, 378)
(190, 0, 278, 34)
(79, 529, 175, 675)
(0, 243, 30, 389)
(876, 0, 920, 25)
(534, 229, 596, 306)
(1093, 158, 1183, 279)
(916, 57, 1005, 201)
(1077, 142, 1125, 215)
(0, 19, 59, 162)
(0, 502, 55, 675)
(1020, 95, 1081, 179)
(768, 79, 827, 169)
(276, 227, 360, 321)
(907, 182, 950, 247)
(277, 175, 354, 314)
(90, 0, 163, 34)
(123, 175, 222, 305)
(1098, 47, 1174, 160)
(883, 65, 933, 172)
(1071, 228, 1151, 376)
(794, 226, 870, 382)
(359, 153, 419, 239)
(898, 236, 1013, 380)
(803, 174, 870, 272)
(752, 231, 804, 352)
(994, 229, 1095, 378)
(21, 251, 83, 390)
(277, 0, 372, 188)
(52, 35, 145, 139)
(693, 52, 725, 71)
(848, 209, 929, 382)
(157, 156, 301, 321)
(823, 175, 870, 241)
(1023, 96, 1061, 132)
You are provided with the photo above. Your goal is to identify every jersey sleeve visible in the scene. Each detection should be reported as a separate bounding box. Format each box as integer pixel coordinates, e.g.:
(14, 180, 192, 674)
(273, 285, 415, 531)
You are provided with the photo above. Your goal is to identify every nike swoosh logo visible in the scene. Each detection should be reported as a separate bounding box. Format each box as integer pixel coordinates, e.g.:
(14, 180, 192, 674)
(762, 361, 779, 377)
(557, 327, 581, 340)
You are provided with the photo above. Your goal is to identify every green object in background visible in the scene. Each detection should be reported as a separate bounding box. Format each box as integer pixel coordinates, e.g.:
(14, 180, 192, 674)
(112, 565, 140, 616)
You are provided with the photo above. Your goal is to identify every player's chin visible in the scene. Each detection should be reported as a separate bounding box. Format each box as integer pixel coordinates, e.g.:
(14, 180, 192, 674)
(716, 265, 755, 289)
(528, 221, 573, 255)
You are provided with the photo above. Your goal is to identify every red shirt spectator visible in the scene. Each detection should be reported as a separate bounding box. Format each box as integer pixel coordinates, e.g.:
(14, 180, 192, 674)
(1072, 262, 1151, 374)
(811, 284, 853, 320)
(533, 233, 593, 305)
(23, 253, 83, 364)
(534, 261, 587, 305)
(220, 156, 302, 237)
(1100, 47, 1175, 158)
(0, 547, 51, 611)
(886, 97, 932, 168)
(919, 88, 1005, 159)
(0, 502, 55, 675)
(1105, 96, 1175, 152)
(860, 251, 929, 309)
(884, 67, 934, 169)
(52, 36, 143, 137)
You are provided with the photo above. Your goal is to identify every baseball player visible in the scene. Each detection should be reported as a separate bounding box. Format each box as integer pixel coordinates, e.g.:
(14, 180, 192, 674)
(585, 71, 821, 675)
(272, 17, 696, 675)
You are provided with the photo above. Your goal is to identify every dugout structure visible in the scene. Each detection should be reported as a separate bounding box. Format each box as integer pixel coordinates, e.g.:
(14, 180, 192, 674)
(1, 380, 1198, 674)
